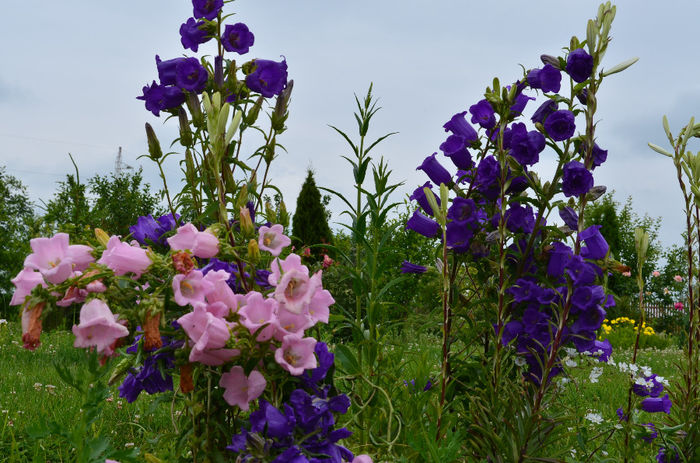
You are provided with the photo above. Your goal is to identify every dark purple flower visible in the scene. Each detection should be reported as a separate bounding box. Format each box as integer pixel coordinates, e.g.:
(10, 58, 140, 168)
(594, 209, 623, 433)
(469, 99, 496, 129)
(446, 221, 473, 253)
(410, 181, 440, 216)
(616, 407, 628, 422)
(222, 23, 255, 54)
(255, 269, 272, 289)
(527, 64, 562, 93)
(245, 59, 288, 98)
(509, 279, 543, 303)
(591, 339, 612, 362)
(571, 285, 605, 312)
(405, 210, 440, 238)
(137, 81, 185, 117)
(641, 394, 672, 414)
(130, 212, 179, 247)
(566, 48, 594, 83)
(443, 111, 478, 142)
(475, 155, 500, 200)
(508, 123, 545, 166)
(250, 400, 295, 438)
(505, 203, 535, 233)
(591, 143, 608, 169)
(510, 92, 534, 115)
(447, 197, 478, 224)
(302, 342, 335, 389)
(179, 18, 212, 52)
(118, 349, 175, 403)
(656, 447, 681, 463)
(566, 255, 599, 286)
(175, 57, 209, 93)
(571, 305, 606, 332)
(400, 261, 427, 274)
(558, 206, 579, 229)
(561, 161, 593, 197)
(439, 134, 473, 170)
(192, 0, 223, 20)
(156, 55, 186, 86)
(580, 225, 609, 260)
(547, 242, 573, 277)
(633, 374, 665, 398)
(544, 110, 576, 141)
(417, 152, 452, 186)
(531, 100, 558, 125)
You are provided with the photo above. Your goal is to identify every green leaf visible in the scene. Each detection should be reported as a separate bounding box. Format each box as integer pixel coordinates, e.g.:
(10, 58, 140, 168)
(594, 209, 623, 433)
(334, 344, 361, 375)
(328, 125, 359, 156)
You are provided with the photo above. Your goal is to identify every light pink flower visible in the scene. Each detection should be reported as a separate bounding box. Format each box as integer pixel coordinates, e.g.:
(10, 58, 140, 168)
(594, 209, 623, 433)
(674, 275, 683, 282)
(239, 292, 278, 341)
(268, 253, 308, 286)
(352, 456, 373, 463)
(172, 270, 213, 307)
(67, 244, 95, 272)
(273, 309, 312, 341)
(622, 271, 631, 277)
(97, 236, 151, 277)
(178, 303, 237, 365)
(219, 366, 266, 410)
(258, 224, 291, 257)
(24, 233, 74, 284)
(308, 285, 334, 325)
(652, 270, 660, 278)
(274, 334, 317, 375)
(203, 270, 241, 313)
(10, 268, 47, 306)
(72, 299, 129, 356)
(167, 223, 219, 258)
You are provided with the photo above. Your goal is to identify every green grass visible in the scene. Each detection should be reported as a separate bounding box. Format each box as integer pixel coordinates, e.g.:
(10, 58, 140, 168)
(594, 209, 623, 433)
(0, 319, 687, 462)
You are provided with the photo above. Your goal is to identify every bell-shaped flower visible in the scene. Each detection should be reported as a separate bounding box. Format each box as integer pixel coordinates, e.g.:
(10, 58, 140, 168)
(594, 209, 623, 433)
(580, 225, 609, 260)
(219, 366, 266, 411)
(406, 210, 440, 238)
(416, 153, 452, 187)
(443, 111, 478, 142)
(167, 223, 219, 258)
(10, 268, 47, 306)
(274, 308, 312, 341)
(258, 224, 291, 257)
(178, 303, 237, 365)
(275, 334, 317, 375)
(97, 236, 151, 278)
(641, 394, 672, 414)
(273, 262, 318, 315)
(268, 253, 308, 286)
(173, 270, 214, 307)
(24, 233, 75, 284)
(239, 292, 278, 341)
(308, 285, 334, 324)
(72, 299, 129, 356)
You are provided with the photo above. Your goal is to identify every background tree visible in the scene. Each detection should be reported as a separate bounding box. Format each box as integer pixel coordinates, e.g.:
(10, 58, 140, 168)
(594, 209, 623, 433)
(291, 169, 333, 257)
(584, 192, 662, 315)
(0, 166, 35, 317)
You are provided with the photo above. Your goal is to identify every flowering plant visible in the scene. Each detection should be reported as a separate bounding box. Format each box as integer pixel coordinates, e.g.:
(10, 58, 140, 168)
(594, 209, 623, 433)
(9, 1, 367, 461)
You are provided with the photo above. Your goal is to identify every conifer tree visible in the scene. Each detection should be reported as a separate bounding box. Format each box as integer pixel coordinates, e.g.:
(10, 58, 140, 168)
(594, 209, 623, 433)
(292, 169, 333, 257)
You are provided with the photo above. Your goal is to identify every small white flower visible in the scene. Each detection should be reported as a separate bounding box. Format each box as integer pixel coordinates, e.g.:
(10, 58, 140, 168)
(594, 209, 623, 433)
(564, 347, 577, 357)
(0, 319, 7, 326)
(125, 443, 135, 448)
(634, 377, 648, 386)
(585, 412, 604, 424)
(641, 365, 652, 376)
(514, 356, 526, 367)
(657, 376, 669, 386)
(564, 357, 578, 368)
(589, 367, 603, 383)
(629, 363, 639, 374)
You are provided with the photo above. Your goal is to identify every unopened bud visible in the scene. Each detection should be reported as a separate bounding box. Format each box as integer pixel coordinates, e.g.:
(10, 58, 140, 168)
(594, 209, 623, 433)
(244, 95, 265, 126)
(540, 54, 561, 68)
(248, 239, 260, 263)
(239, 206, 254, 236)
(178, 107, 192, 147)
(272, 80, 293, 132)
(94, 228, 110, 247)
(214, 55, 224, 89)
(143, 310, 162, 351)
(186, 93, 204, 128)
(145, 123, 163, 160)
(264, 136, 276, 164)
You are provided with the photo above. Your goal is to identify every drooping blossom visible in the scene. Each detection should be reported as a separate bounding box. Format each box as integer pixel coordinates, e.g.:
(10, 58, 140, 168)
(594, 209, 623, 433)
(469, 99, 496, 129)
(220, 366, 266, 410)
(579, 225, 609, 260)
(24, 233, 93, 284)
(275, 334, 318, 375)
(527, 64, 562, 93)
(443, 111, 478, 142)
(239, 291, 278, 341)
(405, 210, 440, 238)
(136, 81, 185, 117)
(21, 302, 45, 350)
(258, 224, 291, 257)
(177, 303, 238, 365)
(97, 236, 152, 278)
(175, 57, 208, 93)
(167, 223, 219, 258)
(640, 394, 672, 414)
(400, 261, 427, 274)
(417, 152, 452, 186)
(72, 299, 129, 356)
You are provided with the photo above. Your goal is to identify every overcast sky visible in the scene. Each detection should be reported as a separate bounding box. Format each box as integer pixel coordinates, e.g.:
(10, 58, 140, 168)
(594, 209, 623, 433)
(2, 0, 699, 251)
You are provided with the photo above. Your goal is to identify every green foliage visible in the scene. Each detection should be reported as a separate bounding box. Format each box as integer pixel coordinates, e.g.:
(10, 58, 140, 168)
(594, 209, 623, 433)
(584, 192, 662, 299)
(41, 168, 162, 240)
(0, 166, 35, 317)
(291, 169, 333, 257)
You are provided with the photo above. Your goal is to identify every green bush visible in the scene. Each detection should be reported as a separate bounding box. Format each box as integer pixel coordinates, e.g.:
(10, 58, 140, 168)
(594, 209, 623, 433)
(599, 317, 675, 349)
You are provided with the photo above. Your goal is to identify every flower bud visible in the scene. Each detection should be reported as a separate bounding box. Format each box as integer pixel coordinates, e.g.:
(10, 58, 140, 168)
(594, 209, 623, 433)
(244, 95, 265, 126)
(94, 228, 110, 247)
(186, 93, 204, 128)
(145, 123, 163, 160)
(272, 80, 293, 132)
(239, 206, 254, 236)
(214, 55, 224, 89)
(248, 239, 260, 263)
(265, 201, 276, 222)
(178, 107, 192, 147)
(540, 54, 561, 68)
(264, 136, 276, 164)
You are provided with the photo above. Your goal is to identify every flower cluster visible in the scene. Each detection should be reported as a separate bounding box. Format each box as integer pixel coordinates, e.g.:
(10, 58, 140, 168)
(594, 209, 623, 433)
(137, 0, 287, 116)
(406, 46, 613, 382)
(228, 342, 364, 463)
(599, 317, 655, 337)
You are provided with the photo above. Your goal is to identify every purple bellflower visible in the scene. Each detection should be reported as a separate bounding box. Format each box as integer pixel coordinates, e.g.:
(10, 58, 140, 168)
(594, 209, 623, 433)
(180, 18, 211, 52)
(561, 161, 593, 197)
(544, 110, 576, 141)
(469, 99, 496, 129)
(417, 152, 452, 186)
(222, 23, 255, 54)
(193, 0, 223, 20)
(246, 59, 288, 98)
(443, 112, 478, 142)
